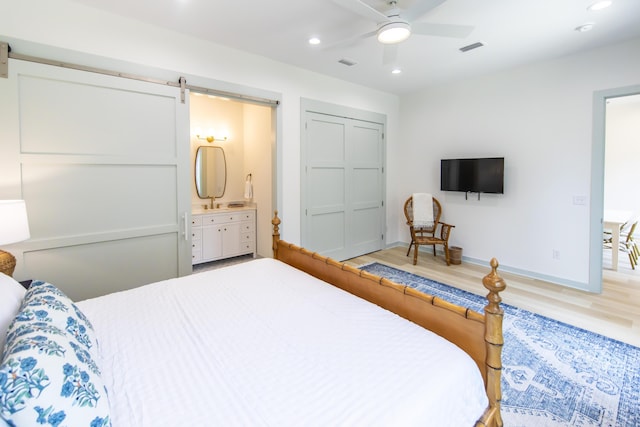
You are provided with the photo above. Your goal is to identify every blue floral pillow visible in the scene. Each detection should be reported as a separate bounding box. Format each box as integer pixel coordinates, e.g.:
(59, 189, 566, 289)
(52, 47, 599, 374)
(0, 281, 111, 427)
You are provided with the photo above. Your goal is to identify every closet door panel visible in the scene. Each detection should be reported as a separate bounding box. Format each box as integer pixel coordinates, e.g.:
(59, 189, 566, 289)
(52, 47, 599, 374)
(302, 103, 385, 261)
(304, 113, 348, 259)
(348, 122, 384, 256)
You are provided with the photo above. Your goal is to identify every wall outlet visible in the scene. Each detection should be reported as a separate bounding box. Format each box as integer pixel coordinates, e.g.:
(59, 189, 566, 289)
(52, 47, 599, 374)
(552, 249, 560, 260)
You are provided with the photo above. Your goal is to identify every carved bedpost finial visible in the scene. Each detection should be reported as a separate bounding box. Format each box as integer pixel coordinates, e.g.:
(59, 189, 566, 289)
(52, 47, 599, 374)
(481, 257, 506, 427)
(272, 211, 281, 258)
(483, 258, 507, 315)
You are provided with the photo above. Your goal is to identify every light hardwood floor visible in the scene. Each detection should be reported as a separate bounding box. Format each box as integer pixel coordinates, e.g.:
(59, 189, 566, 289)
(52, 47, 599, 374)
(345, 246, 640, 348)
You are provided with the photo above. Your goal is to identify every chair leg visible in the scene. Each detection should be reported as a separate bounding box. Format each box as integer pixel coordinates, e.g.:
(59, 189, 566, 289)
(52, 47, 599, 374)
(413, 243, 419, 265)
(444, 244, 450, 266)
(406, 239, 414, 257)
(432, 244, 436, 257)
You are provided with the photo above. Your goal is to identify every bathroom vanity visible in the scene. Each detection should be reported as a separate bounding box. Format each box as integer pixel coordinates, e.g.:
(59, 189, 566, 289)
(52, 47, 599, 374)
(191, 207, 256, 265)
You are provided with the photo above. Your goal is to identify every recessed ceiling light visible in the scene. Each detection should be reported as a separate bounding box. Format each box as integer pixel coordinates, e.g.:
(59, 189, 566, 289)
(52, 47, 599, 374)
(588, 0, 612, 11)
(575, 23, 595, 32)
(391, 68, 402, 74)
(308, 37, 321, 45)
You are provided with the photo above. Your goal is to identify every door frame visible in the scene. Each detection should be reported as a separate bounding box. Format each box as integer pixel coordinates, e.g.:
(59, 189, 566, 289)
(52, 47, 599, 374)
(589, 83, 640, 292)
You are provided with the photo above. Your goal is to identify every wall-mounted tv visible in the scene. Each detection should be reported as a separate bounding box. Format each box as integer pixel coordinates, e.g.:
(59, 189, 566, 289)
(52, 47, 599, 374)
(441, 157, 504, 195)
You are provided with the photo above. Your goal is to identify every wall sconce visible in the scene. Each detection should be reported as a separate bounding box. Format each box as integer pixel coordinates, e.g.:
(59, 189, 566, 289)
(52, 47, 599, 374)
(194, 128, 228, 143)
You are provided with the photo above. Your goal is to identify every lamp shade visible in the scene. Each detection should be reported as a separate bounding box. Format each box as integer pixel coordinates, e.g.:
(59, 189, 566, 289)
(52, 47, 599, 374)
(0, 200, 30, 245)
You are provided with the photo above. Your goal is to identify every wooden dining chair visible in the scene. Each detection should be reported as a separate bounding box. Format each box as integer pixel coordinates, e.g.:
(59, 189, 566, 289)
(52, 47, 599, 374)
(604, 220, 638, 269)
(622, 222, 639, 269)
(404, 195, 455, 266)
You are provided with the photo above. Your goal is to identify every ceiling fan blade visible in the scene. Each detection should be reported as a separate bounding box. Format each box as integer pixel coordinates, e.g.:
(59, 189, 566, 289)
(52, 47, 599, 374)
(382, 44, 399, 65)
(411, 22, 474, 38)
(331, 0, 390, 23)
(403, 0, 447, 22)
(322, 29, 378, 51)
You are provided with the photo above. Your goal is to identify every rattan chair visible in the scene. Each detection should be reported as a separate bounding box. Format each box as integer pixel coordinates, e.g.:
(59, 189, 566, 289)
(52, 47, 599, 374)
(404, 195, 455, 266)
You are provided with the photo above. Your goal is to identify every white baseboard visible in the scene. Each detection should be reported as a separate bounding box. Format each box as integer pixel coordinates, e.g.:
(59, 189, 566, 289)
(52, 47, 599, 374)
(387, 241, 587, 290)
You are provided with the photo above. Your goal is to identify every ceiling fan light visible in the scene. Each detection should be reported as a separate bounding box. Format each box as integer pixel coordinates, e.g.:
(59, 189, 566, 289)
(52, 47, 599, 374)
(377, 21, 411, 44)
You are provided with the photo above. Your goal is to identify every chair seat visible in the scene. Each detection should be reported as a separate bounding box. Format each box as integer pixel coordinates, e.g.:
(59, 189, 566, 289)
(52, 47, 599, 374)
(415, 235, 446, 245)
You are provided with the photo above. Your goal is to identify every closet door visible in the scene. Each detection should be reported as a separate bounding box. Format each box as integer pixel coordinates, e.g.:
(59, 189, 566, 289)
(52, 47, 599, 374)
(0, 59, 191, 300)
(302, 108, 384, 261)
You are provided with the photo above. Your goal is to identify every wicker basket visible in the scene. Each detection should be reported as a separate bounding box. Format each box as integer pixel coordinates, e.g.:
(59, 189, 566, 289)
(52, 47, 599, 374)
(449, 246, 462, 265)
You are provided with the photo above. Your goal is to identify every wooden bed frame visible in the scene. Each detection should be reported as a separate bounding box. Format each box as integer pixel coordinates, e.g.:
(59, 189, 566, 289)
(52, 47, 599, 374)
(272, 212, 505, 427)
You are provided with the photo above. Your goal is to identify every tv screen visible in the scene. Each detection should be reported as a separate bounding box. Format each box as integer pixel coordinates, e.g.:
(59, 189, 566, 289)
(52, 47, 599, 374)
(440, 157, 504, 194)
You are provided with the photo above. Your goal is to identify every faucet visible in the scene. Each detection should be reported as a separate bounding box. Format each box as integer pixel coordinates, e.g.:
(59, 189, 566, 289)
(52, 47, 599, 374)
(209, 196, 215, 209)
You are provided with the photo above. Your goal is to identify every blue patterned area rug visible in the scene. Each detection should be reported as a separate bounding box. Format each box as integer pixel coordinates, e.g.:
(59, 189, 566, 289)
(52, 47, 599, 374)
(359, 262, 640, 427)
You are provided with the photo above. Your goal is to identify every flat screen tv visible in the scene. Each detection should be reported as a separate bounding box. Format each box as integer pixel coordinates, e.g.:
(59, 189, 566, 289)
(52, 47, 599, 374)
(440, 157, 504, 194)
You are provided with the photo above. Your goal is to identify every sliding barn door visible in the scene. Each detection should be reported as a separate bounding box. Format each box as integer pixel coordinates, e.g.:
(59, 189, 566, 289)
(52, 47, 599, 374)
(0, 59, 191, 300)
(302, 108, 385, 261)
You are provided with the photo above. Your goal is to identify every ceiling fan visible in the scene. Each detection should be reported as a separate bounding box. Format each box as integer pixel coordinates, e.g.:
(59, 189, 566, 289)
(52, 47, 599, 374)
(331, 0, 474, 64)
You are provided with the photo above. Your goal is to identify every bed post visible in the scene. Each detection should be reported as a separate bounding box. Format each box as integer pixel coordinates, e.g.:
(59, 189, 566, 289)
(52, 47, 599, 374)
(272, 210, 281, 258)
(481, 258, 506, 427)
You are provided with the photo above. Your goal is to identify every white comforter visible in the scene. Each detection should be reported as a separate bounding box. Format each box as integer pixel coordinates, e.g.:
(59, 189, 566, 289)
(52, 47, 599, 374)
(77, 258, 488, 426)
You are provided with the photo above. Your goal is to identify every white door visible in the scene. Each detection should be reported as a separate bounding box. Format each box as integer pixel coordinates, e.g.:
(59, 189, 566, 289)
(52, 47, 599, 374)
(302, 110, 384, 261)
(0, 59, 191, 300)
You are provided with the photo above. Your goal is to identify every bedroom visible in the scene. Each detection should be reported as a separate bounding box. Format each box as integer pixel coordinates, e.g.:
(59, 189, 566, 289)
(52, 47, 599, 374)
(0, 0, 639, 425)
(1, 0, 639, 294)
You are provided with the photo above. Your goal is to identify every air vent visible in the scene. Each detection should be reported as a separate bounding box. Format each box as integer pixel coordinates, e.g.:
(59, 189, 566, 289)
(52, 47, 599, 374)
(338, 58, 358, 66)
(459, 42, 485, 53)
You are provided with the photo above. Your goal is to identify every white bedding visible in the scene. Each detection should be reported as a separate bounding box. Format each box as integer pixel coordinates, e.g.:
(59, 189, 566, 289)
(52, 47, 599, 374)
(77, 258, 488, 426)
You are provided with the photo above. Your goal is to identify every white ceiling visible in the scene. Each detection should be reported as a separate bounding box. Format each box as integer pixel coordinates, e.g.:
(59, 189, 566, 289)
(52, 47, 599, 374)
(71, 0, 640, 95)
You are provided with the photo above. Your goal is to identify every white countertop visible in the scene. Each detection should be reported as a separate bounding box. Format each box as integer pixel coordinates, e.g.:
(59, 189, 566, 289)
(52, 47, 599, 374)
(192, 203, 256, 215)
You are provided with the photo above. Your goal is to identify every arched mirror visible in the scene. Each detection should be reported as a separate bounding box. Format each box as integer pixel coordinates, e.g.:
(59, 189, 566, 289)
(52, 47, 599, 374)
(195, 146, 226, 199)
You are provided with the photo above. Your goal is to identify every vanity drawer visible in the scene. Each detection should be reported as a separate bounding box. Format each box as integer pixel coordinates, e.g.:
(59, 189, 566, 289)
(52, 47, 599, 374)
(192, 228, 202, 241)
(240, 241, 255, 253)
(240, 211, 255, 222)
(192, 216, 202, 227)
(241, 232, 254, 243)
(240, 221, 255, 233)
(202, 213, 237, 224)
(192, 240, 202, 263)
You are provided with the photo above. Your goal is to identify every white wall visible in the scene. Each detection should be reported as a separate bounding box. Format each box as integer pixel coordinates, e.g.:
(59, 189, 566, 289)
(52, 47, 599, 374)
(604, 95, 640, 215)
(397, 37, 640, 288)
(0, 0, 399, 246)
(243, 103, 275, 258)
